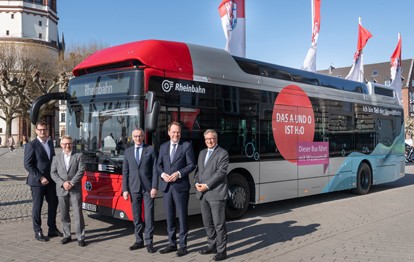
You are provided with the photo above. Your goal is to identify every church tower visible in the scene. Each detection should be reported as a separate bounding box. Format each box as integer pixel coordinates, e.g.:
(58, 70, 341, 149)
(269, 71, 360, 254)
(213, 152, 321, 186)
(0, 0, 64, 56)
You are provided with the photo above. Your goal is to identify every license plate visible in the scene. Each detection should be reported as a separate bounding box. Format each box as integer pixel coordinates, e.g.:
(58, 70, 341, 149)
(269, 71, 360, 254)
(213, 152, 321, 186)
(82, 202, 97, 212)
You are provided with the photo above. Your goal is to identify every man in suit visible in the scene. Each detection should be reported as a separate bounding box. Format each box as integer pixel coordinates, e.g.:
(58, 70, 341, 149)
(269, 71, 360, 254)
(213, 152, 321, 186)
(24, 120, 63, 241)
(51, 135, 86, 247)
(157, 121, 196, 257)
(122, 128, 158, 253)
(195, 129, 229, 261)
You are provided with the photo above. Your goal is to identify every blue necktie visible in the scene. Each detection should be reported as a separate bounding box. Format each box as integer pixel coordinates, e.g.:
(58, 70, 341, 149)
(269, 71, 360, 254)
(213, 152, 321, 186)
(204, 149, 212, 165)
(170, 144, 177, 162)
(135, 147, 140, 164)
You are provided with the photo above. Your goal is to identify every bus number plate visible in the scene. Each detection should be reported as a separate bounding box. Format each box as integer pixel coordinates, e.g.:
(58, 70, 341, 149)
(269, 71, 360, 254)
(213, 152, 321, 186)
(82, 202, 97, 212)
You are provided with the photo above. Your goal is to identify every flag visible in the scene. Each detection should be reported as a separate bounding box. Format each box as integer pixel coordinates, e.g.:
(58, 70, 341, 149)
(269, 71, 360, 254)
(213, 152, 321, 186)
(390, 33, 402, 104)
(345, 17, 372, 82)
(218, 0, 246, 57)
(302, 0, 321, 72)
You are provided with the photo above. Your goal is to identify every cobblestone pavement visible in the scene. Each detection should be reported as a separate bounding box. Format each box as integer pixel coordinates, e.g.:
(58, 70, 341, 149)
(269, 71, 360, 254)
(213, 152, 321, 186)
(1, 147, 414, 261)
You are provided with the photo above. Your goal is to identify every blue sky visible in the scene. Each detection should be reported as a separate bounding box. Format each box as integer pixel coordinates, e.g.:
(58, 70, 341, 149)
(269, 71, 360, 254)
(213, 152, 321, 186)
(58, 0, 413, 70)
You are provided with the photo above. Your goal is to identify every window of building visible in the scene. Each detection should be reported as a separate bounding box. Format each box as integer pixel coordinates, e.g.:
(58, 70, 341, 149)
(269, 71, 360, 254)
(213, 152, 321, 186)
(39, 33, 42, 39)
(35, 0, 43, 4)
(39, 21, 42, 26)
(6, 30, 9, 36)
(61, 113, 66, 122)
(371, 70, 378, 77)
(11, 14, 14, 19)
(60, 100, 66, 105)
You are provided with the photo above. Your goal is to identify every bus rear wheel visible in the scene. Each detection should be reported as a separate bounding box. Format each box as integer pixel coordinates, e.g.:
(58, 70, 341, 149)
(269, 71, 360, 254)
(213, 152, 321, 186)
(352, 162, 372, 195)
(226, 173, 250, 220)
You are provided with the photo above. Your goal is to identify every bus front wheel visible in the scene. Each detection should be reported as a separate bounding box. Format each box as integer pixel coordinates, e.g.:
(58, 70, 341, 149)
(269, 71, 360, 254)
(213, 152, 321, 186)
(352, 162, 372, 195)
(226, 173, 250, 220)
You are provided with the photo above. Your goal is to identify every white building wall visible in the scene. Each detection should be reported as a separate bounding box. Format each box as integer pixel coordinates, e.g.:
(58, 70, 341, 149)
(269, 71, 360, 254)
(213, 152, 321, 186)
(0, 0, 58, 42)
(0, 12, 23, 37)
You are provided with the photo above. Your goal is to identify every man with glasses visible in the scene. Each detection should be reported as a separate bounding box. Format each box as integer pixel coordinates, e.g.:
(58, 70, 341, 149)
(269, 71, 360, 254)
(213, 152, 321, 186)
(195, 129, 229, 261)
(51, 135, 86, 247)
(24, 120, 62, 242)
(122, 128, 158, 253)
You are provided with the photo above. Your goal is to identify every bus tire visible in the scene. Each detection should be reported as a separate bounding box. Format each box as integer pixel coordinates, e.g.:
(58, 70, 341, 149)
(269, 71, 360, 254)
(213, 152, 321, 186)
(226, 173, 250, 220)
(352, 162, 372, 195)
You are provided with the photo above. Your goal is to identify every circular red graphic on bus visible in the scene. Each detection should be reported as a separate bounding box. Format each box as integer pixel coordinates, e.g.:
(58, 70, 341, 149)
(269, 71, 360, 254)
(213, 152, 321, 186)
(272, 85, 315, 163)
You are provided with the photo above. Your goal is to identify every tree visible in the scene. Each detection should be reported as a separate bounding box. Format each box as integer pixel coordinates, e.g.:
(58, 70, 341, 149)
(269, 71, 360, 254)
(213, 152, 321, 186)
(0, 41, 106, 140)
(405, 117, 414, 137)
(58, 41, 107, 74)
(0, 43, 63, 138)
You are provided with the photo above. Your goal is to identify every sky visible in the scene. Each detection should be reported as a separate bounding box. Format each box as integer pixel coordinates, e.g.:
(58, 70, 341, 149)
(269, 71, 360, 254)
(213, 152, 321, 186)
(58, 0, 414, 71)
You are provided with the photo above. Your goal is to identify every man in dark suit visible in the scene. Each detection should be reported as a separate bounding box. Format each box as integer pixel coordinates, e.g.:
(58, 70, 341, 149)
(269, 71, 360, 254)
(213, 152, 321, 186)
(51, 135, 86, 247)
(157, 121, 196, 257)
(24, 120, 62, 241)
(195, 129, 229, 261)
(122, 128, 158, 253)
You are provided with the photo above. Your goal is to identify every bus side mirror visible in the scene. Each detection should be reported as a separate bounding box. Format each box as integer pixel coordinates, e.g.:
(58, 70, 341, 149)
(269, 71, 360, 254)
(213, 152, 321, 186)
(145, 91, 160, 132)
(30, 92, 69, 125)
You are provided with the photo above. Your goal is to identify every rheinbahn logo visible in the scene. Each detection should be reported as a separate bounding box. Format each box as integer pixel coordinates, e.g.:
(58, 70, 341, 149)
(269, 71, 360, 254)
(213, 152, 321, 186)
(161, 79, 206, 94)
(161, 80, 174, 92)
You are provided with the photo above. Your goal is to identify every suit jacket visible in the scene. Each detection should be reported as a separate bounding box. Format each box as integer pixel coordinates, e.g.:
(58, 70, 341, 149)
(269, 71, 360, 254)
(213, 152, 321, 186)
(51, 152, 85, 197)
(195, 146, 229, 201)
(122, 144, 158, 193)
(24, 138, 56, 187)
(157, 140, 196, 193)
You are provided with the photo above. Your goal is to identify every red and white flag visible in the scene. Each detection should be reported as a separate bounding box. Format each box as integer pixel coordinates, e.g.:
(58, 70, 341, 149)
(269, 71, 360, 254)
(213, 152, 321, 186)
(218, 0, 246, 57)
(302, 0, 321, 72)
(345, 17, 373, 82)
(390, 33, 402, 104)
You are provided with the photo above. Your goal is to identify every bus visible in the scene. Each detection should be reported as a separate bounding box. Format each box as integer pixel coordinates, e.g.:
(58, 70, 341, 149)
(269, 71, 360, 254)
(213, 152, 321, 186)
(30, 39, 405, 221)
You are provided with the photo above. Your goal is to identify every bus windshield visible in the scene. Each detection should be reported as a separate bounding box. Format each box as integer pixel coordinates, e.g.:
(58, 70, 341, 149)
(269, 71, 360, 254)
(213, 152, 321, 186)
(65, 70, 144, 173)
(66, 99, 141, 173)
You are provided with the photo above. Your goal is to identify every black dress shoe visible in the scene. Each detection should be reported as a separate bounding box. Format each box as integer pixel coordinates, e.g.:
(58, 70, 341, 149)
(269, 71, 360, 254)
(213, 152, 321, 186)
(48, 229, 63, 237)
(159, 245, 177, 254)
(129, 242, 144, 250)
(35, 232, 49, 242)
(146, 244, 156, 253)
(213, 252, 227, 261)
(78, 240, 86, 247)
(176, 247, 187, 257)
(60, 237, 72, 244)
(199, 246, 217, 255)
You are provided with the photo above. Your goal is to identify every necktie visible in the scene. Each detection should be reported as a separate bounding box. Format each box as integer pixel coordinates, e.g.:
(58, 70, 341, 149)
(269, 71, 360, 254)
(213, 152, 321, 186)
(170, 143, 177, 162)
(204, 149, 212, 165)
(135, 147, 140, 164)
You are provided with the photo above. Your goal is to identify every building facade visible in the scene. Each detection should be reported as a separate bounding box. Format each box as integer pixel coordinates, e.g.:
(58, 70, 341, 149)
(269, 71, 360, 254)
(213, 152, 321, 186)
(0, 0, 63, 147)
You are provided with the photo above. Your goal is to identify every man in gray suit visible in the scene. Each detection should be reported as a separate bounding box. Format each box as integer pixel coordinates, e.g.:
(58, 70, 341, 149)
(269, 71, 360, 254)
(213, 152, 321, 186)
(195, 129, 229, 261)
(122, 128, 158, 253)
(51, 135, 86, 247)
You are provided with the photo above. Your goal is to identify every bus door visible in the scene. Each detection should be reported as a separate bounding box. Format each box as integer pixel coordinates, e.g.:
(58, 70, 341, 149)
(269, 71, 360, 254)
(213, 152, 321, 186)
(374, 114, 403, 183)
(297, 98, 330, 197)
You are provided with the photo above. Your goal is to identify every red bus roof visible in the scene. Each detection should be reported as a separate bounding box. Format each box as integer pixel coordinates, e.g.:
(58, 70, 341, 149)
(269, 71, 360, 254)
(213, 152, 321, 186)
(72, 39, 193, 77)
